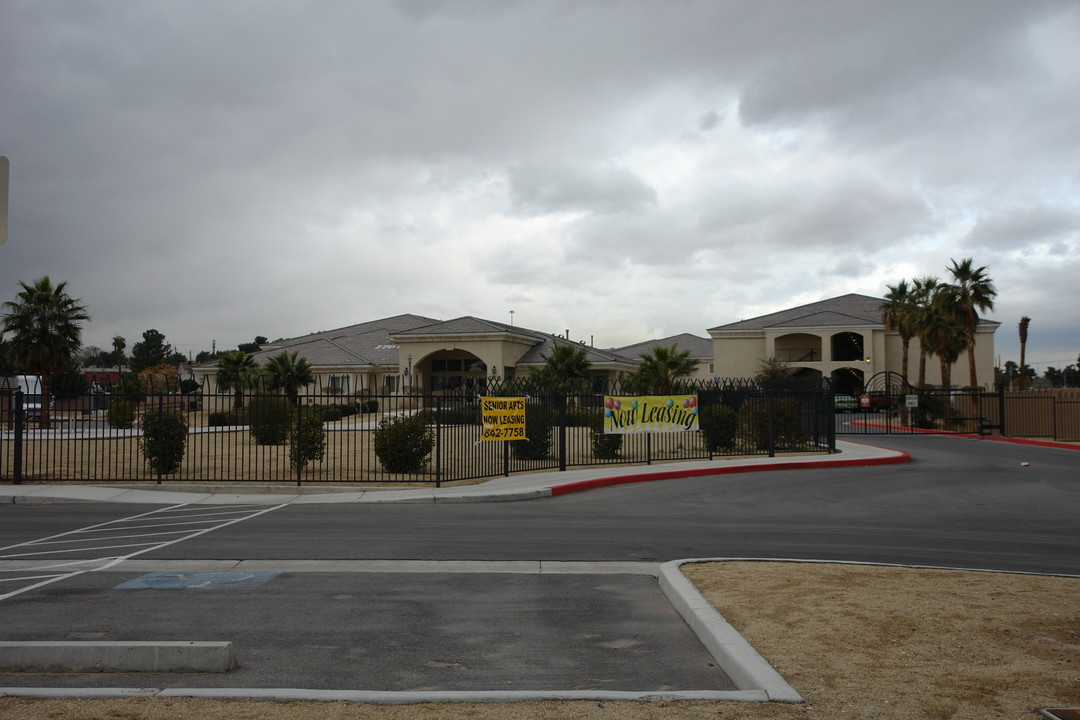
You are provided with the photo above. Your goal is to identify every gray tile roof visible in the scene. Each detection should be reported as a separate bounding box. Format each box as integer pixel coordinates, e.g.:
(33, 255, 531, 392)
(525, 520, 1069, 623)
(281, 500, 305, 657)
(515, 338, 636, 367)
(709, 294, 887, 332)
(614, 333, 713, 360)
(393, 316, 550, 341)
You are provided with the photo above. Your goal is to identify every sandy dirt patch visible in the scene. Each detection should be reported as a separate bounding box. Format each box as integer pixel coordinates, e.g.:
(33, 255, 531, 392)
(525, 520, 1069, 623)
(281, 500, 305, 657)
(3, 561, 1078, 719)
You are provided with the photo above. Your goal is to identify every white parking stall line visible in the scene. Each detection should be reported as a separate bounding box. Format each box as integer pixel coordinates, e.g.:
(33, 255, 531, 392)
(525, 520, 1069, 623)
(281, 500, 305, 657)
(2, 542, 170, 558)
(0, 503, 289, 602)
(26, 529, 197, 545)
(0, 504, 189, 555)
(71, 518, 251, 533)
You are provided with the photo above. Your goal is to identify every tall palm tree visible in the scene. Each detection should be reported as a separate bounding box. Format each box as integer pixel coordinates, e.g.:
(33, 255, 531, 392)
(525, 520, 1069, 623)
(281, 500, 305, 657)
(629, 343, 699, 394)
(919, 287, 968, 423)
(880, 279, 918, 384)
(947, 257, 997, 389)
(215, 350, 259, 409)
(530, 342, 592, 389)
(1018, 316, 1031, 391)
(264, 350, 314, 406)
(911, 276, 940, 387)
(1, 277, 90, 428)
(112, 335, 126, 370)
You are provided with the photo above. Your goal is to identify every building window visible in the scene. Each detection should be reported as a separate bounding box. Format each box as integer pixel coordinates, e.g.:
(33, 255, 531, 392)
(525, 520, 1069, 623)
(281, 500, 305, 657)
(328, 375, 350, 395)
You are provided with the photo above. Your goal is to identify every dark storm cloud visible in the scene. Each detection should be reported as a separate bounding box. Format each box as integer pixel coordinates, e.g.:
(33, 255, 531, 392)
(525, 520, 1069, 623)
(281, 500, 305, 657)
(0, 1, 1077, 359)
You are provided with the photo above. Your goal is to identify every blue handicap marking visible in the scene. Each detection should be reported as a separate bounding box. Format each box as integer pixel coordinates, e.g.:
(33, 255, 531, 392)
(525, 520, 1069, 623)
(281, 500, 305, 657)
(116, 572, 280, 590)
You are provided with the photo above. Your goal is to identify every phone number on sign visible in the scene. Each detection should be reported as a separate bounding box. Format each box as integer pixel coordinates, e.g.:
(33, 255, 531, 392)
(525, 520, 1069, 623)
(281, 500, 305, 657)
(482, 426, 525, 440)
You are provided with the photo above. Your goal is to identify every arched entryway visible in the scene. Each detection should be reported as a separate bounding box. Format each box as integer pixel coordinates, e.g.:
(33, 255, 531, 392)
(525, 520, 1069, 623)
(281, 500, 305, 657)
(419, 350, 488, 393)
(831, 367, 865, 395)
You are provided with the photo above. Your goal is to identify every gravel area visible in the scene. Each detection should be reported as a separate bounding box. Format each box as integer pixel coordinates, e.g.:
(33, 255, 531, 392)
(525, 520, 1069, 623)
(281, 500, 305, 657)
(3, 561, 1078, 719)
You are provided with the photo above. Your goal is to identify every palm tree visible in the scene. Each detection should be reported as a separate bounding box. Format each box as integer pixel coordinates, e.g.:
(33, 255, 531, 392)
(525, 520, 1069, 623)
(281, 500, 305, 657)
(880, 279, 919, 384)
(911, 276, 940, 387)
(530, 342, 592, 389)
(1, 277, 90, 428)
(1018, 317, 1031, 391)
(264, 350, 314, 406)
(947, 258, 997, 389)
(919, 287, 968, 423)
(215, 350, 259, 409)
(628, 343, 699, 394)
(112, 335, 126, 370)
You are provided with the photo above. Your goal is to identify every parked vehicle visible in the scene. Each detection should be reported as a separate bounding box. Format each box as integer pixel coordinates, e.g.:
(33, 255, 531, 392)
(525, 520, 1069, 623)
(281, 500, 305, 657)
(834, 393, 859, 412)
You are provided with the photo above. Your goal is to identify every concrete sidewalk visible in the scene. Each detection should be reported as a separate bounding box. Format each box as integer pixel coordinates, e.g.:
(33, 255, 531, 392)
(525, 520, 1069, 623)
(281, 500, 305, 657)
(0, 440, 906, 505)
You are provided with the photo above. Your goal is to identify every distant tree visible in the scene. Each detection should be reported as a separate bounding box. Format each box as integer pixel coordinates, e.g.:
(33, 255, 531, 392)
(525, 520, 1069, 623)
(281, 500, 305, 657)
(139, 363, 180, 394)
(129, 329, 173, 373)
(754, 357, 792, 384)
(919, 290, 968, 422)
(263, 350, 314, 406)
(1018, 317, 1031, 391)
(947, 258, 997, 389)
(77, 345, 105, 367)
(112, 335, 126, 369)
(215, 350, 260, 409)
(0, 338, 18, 376)
(530, 342, 592, 389)
(911, 276, 941, 387)
(237, 336, 268, 354)
(52, 365, 88, 398)
(628, 343, 699, 394)
(1, 277, 90, 428)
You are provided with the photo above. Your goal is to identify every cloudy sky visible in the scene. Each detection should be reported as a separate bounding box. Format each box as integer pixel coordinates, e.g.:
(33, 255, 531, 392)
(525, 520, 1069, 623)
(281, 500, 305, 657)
(2, 1, 1078, 374)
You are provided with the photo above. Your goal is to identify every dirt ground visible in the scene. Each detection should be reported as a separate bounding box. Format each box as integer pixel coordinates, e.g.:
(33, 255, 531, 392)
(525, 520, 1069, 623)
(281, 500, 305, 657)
(3, 561, 1077, 720)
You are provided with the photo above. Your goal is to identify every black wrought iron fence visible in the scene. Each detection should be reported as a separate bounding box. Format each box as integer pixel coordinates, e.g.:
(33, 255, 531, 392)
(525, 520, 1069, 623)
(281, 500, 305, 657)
(1, 376, 834, 486)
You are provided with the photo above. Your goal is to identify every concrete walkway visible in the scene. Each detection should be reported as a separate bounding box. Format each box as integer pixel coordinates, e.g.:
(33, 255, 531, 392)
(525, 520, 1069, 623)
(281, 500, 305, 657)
(0, 440, 906, 505)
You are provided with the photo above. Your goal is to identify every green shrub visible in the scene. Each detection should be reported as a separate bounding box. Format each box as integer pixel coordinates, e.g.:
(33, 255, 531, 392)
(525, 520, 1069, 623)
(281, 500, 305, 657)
(289, 409, 327, 472)
(208, 411, 245, 427)
(511, 403, 556, 461)
(359, 399, 379, 414)
(437, 400, 480, 425)
(248, 396, 294, 445)
(590, 413, 622, 459)
(106, 399, 136, 429)
(374, 414, 435, 474)
(737, 397, 807, 451)
(112, 374, 146, 403)
(141, 409, 188, 475)
(700, 404, 739, 453)
(321, 406, 344, 423)
(911, 387, 944, 429)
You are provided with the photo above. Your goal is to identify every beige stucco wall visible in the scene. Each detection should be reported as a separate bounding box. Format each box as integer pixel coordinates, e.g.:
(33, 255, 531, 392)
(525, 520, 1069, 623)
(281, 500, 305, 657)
(712, 323, 997, 389)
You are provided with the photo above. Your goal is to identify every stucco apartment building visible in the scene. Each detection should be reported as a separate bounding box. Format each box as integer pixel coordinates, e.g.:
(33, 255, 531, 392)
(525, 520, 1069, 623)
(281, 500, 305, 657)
(193, 294, 998, 397)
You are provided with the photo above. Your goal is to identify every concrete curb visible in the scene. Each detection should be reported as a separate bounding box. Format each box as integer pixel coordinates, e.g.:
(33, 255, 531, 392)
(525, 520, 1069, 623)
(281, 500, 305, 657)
(0, 687, 770, 703)
(658, 560, 802, 704)
(547, 450, 909, 496)
(0, 641, 237, 674)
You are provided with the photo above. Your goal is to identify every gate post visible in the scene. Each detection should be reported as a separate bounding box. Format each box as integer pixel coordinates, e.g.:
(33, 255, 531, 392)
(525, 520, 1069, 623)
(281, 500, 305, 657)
(156, 394, 164, 484)
(434, 394, 442, 488)
(12, 391, 23, 485)
(997, 383, 1007, 437)
(557, 392, 567, 472)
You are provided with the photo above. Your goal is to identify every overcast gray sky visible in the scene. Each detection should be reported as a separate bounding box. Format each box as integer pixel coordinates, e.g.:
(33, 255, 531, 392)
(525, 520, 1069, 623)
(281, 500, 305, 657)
(2, 1, 1078, 373)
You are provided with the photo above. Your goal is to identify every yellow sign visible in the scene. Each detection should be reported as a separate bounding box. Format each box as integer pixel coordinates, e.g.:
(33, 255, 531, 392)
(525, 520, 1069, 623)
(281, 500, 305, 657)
(603, 395, 699, 434)
(480, 396, 526, 441)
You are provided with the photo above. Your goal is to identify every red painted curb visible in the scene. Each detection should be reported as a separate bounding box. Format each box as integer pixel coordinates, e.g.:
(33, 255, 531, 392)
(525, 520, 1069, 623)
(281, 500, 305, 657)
(547, 451, 911, 496)
(851, 422, 1080, 451)
(974, 436, 1080, 451)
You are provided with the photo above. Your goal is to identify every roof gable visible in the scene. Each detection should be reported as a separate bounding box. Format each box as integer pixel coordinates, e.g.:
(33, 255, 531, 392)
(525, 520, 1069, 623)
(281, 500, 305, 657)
(709, 294, 886, 332)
